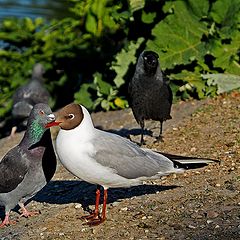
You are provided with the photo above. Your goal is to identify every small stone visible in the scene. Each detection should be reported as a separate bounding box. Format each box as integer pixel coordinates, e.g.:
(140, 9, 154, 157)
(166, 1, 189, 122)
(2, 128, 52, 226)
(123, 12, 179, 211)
(145, 230, 149, 233)
(215, 225, 220, 229)
(207, 210, 219, 219)
(147, 216, 153, 219)
(121, 207, 128, 211)
(142, 216, 147, 220)
(190, 147, 197, 152)
(215, 183, 221, 187)
(207, 220, 213, 224)
(75, 203, 82, 209)
(112, 201, 121, 207)
(173, 127, 178, 131)
(188, 225, 196, 229)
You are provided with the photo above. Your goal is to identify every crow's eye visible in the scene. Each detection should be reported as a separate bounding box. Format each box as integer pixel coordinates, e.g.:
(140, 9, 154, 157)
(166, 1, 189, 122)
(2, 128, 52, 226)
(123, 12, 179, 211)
(39, 110, 44, 115)
(68, 114, 74, 119)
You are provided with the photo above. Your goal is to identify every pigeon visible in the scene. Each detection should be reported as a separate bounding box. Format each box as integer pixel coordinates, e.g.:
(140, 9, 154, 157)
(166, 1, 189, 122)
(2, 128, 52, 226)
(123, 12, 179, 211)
(128, 50, 172, 145)
(46, 103, 218, 225)
(0, 103, 57, 227)
(11, 63, 50, 136)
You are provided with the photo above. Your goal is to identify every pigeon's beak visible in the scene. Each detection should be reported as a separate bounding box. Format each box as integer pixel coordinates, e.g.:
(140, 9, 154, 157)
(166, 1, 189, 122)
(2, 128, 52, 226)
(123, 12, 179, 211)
(47, 114, 55, 122)
(45, 114, 61, 128)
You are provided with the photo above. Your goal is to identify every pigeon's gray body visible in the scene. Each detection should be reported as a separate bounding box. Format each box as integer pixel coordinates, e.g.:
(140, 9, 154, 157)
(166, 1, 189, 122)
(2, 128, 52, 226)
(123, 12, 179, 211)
(129, 51, 172, 143)
(12, 63, 50, 119)
(0, 131, 56, 212)
(0, 103, 56, 226)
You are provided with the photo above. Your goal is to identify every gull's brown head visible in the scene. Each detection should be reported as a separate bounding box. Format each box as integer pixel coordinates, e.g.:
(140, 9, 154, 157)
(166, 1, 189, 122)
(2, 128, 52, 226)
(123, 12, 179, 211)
(45, 103, 83, 130)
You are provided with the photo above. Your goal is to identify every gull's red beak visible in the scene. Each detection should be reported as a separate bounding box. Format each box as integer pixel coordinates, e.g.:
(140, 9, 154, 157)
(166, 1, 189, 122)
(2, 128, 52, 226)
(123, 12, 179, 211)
(45, 121, 62, 128)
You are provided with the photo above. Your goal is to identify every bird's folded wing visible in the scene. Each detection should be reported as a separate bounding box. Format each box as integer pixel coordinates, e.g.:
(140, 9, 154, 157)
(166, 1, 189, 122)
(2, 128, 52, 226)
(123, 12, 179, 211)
(0, 147, 29, 193)
(93, 130, 175, 179)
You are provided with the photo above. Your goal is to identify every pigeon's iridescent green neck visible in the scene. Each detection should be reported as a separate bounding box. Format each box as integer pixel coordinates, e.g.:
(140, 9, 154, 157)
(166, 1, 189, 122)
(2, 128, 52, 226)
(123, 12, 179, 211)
(29, 120, 45, 142)
(20, 119, 46, 148)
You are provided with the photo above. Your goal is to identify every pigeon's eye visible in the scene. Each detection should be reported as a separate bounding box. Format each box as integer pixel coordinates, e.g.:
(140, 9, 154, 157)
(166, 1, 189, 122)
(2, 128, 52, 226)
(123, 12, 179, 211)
(68, 114, 74, 119)
(39, 110, 45, 115)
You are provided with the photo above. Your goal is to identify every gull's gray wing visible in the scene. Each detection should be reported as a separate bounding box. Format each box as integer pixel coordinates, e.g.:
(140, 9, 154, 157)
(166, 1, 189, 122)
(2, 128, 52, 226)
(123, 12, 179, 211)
(0, 146, 29, 193)
(93, 129, 175, 179)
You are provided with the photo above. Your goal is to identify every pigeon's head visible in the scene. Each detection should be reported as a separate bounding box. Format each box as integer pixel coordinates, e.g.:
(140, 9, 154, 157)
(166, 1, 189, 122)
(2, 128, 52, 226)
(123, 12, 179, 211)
(32, 63, 45, 81)
(28, 103, 55, 129)
(142, 51, 159, 75)
(45, 103, 83, 130)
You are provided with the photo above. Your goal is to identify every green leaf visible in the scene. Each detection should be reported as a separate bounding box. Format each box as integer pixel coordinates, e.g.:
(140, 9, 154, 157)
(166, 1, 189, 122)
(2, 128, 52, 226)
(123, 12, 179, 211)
(147, 1, 208, 70)
(74, 83, 96, 110)
(141, 11, 156, 24)
(129, 0, 145, 13)
(94, 72, 112, 96)
(211, 33, 240, 74)
(86, 12, 97, 35)
(111, 37, 144, 88)
(203, 73, 240, 94)
(170, 70, 206, 99)
(210, 0, 240, 37)
(185, 0, 209, 19)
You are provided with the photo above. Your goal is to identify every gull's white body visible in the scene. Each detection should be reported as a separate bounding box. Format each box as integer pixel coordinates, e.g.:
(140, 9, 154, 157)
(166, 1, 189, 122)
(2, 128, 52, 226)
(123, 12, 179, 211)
(55, 106, 182, 189)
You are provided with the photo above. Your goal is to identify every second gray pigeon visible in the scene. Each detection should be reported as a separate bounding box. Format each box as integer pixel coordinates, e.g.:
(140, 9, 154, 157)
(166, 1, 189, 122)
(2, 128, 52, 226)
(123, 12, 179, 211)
(0, 103, 56, 227)
(128, 50, 172, 145)
(11, 63, 50, 135)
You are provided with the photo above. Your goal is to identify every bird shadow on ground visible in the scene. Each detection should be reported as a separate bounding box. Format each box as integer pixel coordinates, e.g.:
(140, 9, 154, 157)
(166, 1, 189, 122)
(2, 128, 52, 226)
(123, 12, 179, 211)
(33, 180, 179, 212)
(96, 126, 153, 139)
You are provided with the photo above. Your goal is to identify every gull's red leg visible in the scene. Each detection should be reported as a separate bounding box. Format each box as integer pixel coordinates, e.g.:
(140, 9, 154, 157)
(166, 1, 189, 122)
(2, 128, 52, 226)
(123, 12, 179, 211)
(86, 188, 108, 226)
(81, 185, 101, 220)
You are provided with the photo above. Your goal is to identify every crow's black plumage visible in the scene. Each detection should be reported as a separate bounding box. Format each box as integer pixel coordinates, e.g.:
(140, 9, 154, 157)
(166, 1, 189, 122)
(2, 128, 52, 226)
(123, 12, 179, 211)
(128, 50, 172, 145)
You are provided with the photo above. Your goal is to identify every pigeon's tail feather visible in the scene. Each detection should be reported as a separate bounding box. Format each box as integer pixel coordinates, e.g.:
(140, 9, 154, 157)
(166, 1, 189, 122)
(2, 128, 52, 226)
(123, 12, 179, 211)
(158, 152, 220, 170)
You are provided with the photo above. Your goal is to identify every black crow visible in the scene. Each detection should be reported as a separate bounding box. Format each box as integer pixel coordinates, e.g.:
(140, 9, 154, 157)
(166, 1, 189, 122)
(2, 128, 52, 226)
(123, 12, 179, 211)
(128, 50, 172, 145)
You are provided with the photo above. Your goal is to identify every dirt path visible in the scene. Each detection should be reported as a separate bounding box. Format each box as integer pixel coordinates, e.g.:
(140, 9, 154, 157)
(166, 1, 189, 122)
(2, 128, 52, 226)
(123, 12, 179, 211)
(0, 92, 239, 240)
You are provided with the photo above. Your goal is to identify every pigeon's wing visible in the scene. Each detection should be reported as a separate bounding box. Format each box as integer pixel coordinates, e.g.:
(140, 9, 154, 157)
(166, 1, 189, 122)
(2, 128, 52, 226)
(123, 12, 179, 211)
(93, 130, 175, 179)
(0, 146, 30, 193)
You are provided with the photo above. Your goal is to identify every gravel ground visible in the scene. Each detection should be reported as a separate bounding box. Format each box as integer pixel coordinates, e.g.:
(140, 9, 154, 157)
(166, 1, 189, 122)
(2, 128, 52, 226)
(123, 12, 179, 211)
(0, 91, 239, 240)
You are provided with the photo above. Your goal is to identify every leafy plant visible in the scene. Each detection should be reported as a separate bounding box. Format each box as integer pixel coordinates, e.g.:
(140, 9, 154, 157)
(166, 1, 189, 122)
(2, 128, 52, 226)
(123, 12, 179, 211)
(0, 0, 239, 126)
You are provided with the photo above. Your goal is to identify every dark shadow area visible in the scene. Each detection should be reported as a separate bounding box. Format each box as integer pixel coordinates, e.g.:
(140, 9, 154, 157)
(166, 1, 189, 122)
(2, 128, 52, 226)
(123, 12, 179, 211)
(95, 125, 153, 139)
(33, 180, 178, 212)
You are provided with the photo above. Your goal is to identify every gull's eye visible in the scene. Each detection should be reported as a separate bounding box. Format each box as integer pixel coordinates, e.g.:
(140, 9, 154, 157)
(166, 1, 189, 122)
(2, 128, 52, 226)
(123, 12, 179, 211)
(39, 110, 44, 115)
(68, 114, 74, 119)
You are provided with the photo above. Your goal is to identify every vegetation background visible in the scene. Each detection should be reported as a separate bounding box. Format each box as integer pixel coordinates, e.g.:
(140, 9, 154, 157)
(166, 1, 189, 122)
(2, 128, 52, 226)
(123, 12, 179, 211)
(0, 0, 239, 128)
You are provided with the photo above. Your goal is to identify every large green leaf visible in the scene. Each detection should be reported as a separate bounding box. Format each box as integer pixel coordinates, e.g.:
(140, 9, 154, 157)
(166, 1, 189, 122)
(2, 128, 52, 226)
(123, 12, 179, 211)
(147, 1, 209, 70)
(111, 37, 144, 88)
(203, 73, 240, 94)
